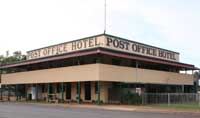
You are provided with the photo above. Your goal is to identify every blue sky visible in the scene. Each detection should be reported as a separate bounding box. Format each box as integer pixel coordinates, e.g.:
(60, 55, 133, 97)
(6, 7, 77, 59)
(0, 0, 199, 68)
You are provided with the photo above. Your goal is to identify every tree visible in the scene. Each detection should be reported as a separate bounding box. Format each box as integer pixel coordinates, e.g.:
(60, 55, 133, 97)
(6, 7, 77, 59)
(194, 71, 200, 79)
(0, 51, 26, 66)
(13, 51, 22, 59)
(0, 55, 4, 64)
(194, 71, 200, 92)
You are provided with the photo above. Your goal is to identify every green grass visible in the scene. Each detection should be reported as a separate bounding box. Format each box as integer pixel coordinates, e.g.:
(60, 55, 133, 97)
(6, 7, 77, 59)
(149, 103, 200, 111)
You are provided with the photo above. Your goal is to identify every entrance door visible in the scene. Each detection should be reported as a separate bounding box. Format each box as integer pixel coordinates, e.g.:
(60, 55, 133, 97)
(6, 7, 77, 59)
(49, 84, 53, 94)
(85, 82, 91, 100)
(66, 83, 71, 100)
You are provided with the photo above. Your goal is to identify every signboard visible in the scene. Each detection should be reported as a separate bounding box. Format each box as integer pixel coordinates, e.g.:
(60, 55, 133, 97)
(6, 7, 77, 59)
(27, 34, 179, 62)
(199, 80, 200, 86)
(105, 36, 179, 62)
(27, 36, 105, 60)
(136, 88, 142, 95)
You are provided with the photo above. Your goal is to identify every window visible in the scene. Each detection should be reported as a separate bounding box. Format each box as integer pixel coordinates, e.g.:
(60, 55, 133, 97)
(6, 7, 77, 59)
(42, 84, 45, 93)
(131, 60, 136, 67)
(112, 59, 121, 65)
(57, 83, 60, 93)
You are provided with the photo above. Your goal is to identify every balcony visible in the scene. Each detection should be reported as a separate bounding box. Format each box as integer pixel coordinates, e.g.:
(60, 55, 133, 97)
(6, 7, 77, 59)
(1, 64, 194, 85)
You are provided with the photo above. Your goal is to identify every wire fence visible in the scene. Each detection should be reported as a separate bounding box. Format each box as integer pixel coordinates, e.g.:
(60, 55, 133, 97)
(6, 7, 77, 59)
(0, 88, 17, 101)
(108, 88, 200, 106)
(142, 93, 200, 106)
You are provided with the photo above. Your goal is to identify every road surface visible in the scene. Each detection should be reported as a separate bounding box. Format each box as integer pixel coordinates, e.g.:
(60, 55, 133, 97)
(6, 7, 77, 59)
(0, 102, 199, 118)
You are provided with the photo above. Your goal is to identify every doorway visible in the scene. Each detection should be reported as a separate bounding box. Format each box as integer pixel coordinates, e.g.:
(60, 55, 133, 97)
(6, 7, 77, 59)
(66, 83, 71, 100)
(85, 82, 91, 100)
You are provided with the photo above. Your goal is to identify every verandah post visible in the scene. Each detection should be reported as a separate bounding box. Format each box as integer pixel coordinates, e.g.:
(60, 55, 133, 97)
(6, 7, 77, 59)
(61, 82, 64, 103)
(0, 87, 2, 101)
(25, 85, 28, 101)
(7, 85, 10, 101)
(77, 82, 81, 104)
(77, 59, 81, 104)
(16, 85, 18, 101)
(47, 83, 50, 102)
(97, 81, 101, 105)
(36, 84, 38, 102)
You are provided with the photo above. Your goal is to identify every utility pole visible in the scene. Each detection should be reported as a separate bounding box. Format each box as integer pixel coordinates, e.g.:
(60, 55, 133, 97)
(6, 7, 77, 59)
(104, 0, 107, 34)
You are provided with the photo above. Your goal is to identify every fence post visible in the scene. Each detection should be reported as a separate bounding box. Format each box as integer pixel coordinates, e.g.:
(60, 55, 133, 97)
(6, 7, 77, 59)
(142, 94, 144, 105)
(142, 93, 146, 105)
(168, 93, 170, 106)
(199, 94, 200, 107)
(0, 88, 2, 101)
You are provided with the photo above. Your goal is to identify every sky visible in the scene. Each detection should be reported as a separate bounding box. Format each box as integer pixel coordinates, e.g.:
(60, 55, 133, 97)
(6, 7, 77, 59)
(0, 0, 200, 68)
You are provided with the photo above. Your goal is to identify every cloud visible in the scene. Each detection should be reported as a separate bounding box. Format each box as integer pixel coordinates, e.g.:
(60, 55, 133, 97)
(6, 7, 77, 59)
(135, 0, 200, 67)
(105, 0, 200, 67)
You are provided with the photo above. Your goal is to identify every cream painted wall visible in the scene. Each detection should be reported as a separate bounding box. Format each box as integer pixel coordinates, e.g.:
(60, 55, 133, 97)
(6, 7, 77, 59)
(1, 64, 99, 84)
(18, 82, 109, 103)
(99, 64, 194, 85)
(1, 64, 194, 85)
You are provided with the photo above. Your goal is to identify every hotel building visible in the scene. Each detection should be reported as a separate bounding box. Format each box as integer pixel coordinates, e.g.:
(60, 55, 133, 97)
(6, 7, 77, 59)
(0, 34, 198, 104)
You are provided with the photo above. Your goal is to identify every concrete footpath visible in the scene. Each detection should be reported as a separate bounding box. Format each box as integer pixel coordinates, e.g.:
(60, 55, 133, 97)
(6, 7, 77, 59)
(7, 102, 200, 115)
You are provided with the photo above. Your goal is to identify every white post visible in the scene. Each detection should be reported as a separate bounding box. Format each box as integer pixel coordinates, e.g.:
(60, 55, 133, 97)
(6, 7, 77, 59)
(199, 94, 200, 107)
(182, 85, 184, 93)
(168, 93, 170, 106)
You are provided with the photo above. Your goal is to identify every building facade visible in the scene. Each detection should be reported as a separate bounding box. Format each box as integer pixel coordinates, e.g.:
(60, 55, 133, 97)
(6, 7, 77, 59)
(0, 34, 198, 104)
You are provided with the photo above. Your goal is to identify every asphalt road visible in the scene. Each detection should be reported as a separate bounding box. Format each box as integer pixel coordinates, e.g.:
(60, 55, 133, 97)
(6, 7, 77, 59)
(0, 103, 200, 118)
